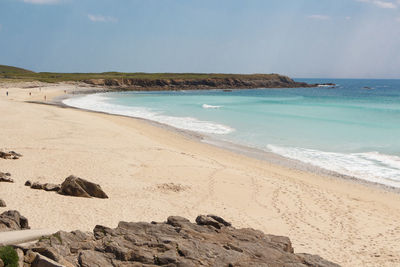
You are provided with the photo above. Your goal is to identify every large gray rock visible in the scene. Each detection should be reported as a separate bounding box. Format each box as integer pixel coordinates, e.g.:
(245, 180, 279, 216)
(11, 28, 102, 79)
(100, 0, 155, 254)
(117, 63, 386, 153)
(25, 215, 339, 267)
(31, 253, 65, 267)
(0, 210, 30, 232)
(58, 175, 108, 199)
(78, 250, 111, 267)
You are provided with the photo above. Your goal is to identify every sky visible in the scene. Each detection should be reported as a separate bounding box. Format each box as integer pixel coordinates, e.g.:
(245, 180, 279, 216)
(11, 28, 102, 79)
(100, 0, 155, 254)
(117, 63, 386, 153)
(1, 0, 400, 78)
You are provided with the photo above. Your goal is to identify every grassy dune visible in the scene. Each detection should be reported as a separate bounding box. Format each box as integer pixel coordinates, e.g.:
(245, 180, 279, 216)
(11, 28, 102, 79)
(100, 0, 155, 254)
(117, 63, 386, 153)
(0, 65, 285, 83)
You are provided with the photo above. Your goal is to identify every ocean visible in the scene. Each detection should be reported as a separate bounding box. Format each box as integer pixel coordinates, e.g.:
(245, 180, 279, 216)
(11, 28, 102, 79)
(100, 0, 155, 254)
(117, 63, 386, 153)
(63, 79, 400, 188)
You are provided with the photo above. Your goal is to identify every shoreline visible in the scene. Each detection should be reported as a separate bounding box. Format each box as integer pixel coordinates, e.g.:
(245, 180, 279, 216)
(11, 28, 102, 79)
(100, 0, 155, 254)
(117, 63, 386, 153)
(2, 81, 400, 266)
(56, 89, 400, 194)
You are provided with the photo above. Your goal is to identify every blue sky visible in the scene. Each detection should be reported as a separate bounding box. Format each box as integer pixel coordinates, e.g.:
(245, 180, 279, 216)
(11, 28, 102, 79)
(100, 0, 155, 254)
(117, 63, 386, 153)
(1, 0, 400, 78)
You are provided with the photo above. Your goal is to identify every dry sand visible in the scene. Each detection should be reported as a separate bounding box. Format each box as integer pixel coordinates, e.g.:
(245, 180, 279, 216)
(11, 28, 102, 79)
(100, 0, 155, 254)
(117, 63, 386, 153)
(1, 82, 400, 266)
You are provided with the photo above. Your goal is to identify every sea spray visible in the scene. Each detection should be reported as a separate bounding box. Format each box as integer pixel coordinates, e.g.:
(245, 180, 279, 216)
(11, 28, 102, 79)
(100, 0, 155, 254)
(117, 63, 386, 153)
(63, 94, 234, 135)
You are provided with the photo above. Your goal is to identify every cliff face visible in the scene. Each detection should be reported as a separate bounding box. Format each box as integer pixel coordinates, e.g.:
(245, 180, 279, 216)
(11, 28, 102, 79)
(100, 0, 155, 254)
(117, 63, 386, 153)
(83, 75, 314, 91)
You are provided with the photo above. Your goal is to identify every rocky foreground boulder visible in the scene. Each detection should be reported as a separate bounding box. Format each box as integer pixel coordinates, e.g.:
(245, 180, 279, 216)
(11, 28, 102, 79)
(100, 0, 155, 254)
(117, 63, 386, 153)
(17, 214, 339, 267)
(0, 210, 29, 232)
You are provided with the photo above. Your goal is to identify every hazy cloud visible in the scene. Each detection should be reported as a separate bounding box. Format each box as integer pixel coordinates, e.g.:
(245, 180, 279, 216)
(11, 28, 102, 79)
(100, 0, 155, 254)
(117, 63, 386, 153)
(308, 15, 330, 20)
(22, 0, 61, 4)
(374, 0, 397, 8)
(88, 14, 117, 23)
(356, 0, 397, 9)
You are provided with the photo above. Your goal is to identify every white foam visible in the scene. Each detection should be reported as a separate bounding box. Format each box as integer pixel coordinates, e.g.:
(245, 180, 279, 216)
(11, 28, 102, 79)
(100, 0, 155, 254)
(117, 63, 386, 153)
(202, 104, 221, 109)
(63, 94, 234, 135)
(267, 144, 400, 188)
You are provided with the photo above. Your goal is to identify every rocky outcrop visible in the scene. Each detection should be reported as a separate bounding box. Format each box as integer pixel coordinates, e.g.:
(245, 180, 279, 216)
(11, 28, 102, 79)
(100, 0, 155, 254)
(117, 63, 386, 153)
(84, 75, 315, 91)
(58, 175, 108, 199)
(24, 176, 107, 199)
(0, 172, 13, 183)
(0, 210, 30, 232)
(0, 199, 6, 208)
(0, 151, 22, 160)
(21, 215, 339, 267)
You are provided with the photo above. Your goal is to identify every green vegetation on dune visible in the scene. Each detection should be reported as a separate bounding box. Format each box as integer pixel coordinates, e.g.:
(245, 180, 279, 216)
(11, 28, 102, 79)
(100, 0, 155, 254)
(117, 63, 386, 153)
(0, 65, 34, 75)
(0, 64, 286, 83)
(0, 246, 19, 267)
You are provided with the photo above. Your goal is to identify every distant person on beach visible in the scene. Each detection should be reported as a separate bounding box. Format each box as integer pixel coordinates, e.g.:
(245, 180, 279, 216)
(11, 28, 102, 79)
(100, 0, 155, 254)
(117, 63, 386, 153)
(29, 92, 31, 96)
(6, 91, 8, 96)
(44, 95, 46, 101)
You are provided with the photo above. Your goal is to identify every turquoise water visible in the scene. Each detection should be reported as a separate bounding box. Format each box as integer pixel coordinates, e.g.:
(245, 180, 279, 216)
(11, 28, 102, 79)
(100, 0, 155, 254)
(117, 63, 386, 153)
(64, 79, 400, 187)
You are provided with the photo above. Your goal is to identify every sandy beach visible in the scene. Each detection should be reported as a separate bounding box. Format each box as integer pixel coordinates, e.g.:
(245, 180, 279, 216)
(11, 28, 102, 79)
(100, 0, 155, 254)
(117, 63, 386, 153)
(1, 82, 400, 266)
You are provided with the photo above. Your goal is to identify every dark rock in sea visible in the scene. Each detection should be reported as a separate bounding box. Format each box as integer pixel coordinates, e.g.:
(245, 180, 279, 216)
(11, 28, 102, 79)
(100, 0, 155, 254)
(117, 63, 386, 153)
(25, 180, 32, 187)
(58, 175, 108, 199)
(0, 151, 22, 160)
(0, 199, 6, 207)
(0, 210, 30, 232)
(0, 172, 14, 183)
(24, 215, 339, 267)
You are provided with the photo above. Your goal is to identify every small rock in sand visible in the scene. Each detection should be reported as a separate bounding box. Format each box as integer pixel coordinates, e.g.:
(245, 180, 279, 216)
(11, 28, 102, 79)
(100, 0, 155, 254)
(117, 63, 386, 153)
(0, 199, 6, 207)
(27, 181, 61, 192)
(0, 172, 14, 183)
(31, 182, 44, 190)
(44, 183, 61, 192)
(0, 151, 22, 160)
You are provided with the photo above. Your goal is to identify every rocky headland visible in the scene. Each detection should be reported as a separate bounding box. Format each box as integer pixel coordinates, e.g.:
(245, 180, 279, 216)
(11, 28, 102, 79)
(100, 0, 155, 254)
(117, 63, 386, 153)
(0, 211, 339, 267)
(83, 75, 315, 91)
